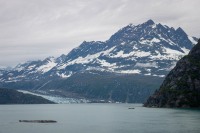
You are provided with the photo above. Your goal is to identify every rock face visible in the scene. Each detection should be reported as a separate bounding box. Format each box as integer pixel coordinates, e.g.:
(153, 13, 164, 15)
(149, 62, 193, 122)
(144, 40, 200, 108)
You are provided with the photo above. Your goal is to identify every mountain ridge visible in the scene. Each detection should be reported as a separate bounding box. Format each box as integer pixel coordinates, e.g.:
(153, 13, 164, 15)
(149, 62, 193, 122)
(0, 20, 198, 103)
(1, 19, 197, 82)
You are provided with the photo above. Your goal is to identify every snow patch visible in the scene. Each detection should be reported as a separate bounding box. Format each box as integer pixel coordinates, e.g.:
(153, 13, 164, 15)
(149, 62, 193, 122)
(57, 72, 73, 78)
(37, 59, 57, 73)
(133, 51, 151, 57)
(117, 69, 141, 74)
(188, 36, 197, 45)
(110, 50, 151, 58)
(148, 47, 187, 61)
(152, 74, 165, 77)
(58, 47, 116, 69)
(140, 38, 160, 45)
(135, 62, 157, 68)
(97, 59, 117, 67)
(164, 47, 183, 54)
(152, 24, 156, 29)
(121, 41, 126, 45)
(159, 37, 177, 46)
(181, 47, 190, 54)
(15, 65, 24, 72)
(27, 65, 36, 70)
(151, 38, 160, 43)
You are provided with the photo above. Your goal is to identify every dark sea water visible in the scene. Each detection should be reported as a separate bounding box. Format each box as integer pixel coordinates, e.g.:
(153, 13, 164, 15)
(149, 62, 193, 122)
(0, 104, 199, 133)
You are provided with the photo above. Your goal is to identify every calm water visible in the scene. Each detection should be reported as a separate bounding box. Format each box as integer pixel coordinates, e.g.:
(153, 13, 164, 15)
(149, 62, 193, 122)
(0, 104, 200, 133)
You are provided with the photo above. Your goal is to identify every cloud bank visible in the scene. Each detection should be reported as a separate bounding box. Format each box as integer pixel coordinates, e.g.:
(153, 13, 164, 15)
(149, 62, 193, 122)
(0, 0, 199, 66)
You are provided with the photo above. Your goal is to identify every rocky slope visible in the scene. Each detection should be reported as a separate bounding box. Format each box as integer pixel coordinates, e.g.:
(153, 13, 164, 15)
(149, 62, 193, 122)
(144, 40, 200, 107)
(0, 88, 54, 104)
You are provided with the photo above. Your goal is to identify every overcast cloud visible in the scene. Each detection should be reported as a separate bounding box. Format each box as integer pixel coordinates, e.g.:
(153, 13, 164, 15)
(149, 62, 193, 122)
(0, 0, 199, 67)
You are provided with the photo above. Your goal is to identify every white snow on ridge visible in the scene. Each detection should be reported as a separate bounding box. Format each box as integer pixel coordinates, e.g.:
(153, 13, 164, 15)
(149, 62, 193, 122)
(110, 50, 151, 58)
(121, 42, 126, 45)
(164, 47, 184, 55)
(149, 46, 189, 61)
(57, 63, 67, 70)
(67, 55, 96, 65)
(117, 69, 141, 74)
(151, 38, 160, 43)
(181, 47, 190, 54)
(27, 65, 36, 70)
(164, 47, 188, 59)
(139, 40, 149, 45)
(57, 72, 73, 78)
(57, 47, 116, 69)
(145, 73, 165, 77)
(66, 52, 100, 65)
(97, 59, 117, 68)
(152, 74, 165, 77)
(159, 36, 177, 46)
(135, 62, 157, 68)
(86, 67, 105, 72)
(139, 37, 160, 45)
(133, 51, 151, 57)
(188, 36, 197, 45)
(152, 24, 156, 29)
(37, 59, 57, 73)
(15, 65, 24, 72)
(149, 47, 187, 61)
(112, 51, 125, 58)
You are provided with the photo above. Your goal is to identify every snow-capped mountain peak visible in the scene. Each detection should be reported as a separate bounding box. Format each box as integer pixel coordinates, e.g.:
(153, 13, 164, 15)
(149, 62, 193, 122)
(0, 20, 198, 82)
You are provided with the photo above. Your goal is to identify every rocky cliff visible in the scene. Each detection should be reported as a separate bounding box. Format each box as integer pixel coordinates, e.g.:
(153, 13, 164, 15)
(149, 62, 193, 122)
(144, 39, 200, 108)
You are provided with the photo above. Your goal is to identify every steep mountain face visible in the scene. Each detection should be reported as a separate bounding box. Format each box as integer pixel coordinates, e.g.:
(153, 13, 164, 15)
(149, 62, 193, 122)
(144, 40, 200, 108)
(0, 88, 54, 104)
(0, 20, 198, 103)
(54, 20, 197, 77)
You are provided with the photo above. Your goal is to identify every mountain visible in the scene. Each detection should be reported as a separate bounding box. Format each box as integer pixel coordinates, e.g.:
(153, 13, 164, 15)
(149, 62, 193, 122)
(0, 20, 198, 103)
(144, 39, 200, 108)
(0, 88, 54, 104)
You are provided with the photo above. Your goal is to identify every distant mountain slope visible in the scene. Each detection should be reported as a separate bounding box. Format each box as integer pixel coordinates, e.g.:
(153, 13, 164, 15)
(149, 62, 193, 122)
(0, 20, 198, 103)
(35, 72, 165, 103)
(0, 88, 54, 104)
(144, 39, 200, 108)
(0, 71, 164, 103)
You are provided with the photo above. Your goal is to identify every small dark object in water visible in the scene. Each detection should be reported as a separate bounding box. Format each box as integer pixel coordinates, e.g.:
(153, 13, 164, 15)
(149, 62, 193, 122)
(128, 107, 135, 109)
(19, 120, 57, 123)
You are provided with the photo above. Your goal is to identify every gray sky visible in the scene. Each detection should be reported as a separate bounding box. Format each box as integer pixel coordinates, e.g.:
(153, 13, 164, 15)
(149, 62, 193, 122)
(0, 0, 199, 67)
